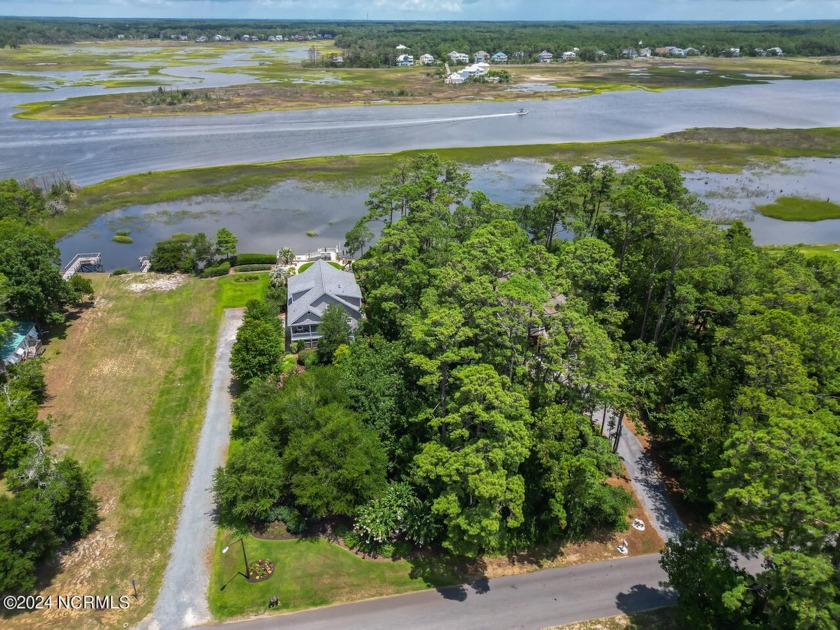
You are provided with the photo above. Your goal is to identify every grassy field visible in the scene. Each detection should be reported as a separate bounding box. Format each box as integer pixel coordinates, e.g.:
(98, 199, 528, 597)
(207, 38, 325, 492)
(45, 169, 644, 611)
(755, 196, 840, 221)
(216, 272, 270, 310)
(11, 52, 840, 120)
(208, 535, 461, 619)
(44, 126, 840, 239)
(4, 272, 263, 629)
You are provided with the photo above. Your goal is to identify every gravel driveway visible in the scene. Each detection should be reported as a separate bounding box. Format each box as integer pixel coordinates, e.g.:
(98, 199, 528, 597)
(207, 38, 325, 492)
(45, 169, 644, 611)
(140, 308, 244, 630)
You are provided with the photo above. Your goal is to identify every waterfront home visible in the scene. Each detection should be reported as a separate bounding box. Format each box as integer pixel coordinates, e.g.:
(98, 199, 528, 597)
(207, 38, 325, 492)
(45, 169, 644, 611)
(419, 53, 435, 65)
(445, 72, 467, 84)
(396, 54, 414, 66)
(562, 51, 577, 61)
(474, 50, 490, 63)
(448, 51, 470, 64)
(491, 52, 508, 63)
(1, 320, 43, 374)
(621, 48, 638, 59)
(396, 44, 409, 51)
(538, 50, 553, 63)
(768, 46, 784, 56)
(639, 47, 652, 57)
(286, 260, 362, 350)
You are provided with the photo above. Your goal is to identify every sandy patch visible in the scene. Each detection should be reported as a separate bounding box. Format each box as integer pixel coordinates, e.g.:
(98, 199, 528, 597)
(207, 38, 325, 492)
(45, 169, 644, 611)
(126, 274, 188, 293)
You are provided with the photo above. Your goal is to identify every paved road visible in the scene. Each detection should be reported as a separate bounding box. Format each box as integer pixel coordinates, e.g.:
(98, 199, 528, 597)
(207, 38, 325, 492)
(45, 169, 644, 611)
(141, 309, 245, 630)
(205, 554, 674, 630)
(609, 413, 686, 542)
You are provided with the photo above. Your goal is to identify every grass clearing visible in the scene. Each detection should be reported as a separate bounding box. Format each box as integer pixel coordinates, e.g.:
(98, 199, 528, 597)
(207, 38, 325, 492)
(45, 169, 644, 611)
(45, 126, 840, 239)
(216, 272, 270, 310)
(208, 534, 460, 619)
(6, 274, 220, 628)
(754, 196, 840, 221)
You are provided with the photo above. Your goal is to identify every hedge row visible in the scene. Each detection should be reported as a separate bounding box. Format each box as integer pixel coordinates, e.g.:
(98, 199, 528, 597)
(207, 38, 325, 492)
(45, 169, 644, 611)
(234, 264, 272, 272)
(231, 253, 276, 266)
(201, 261, 231, 278)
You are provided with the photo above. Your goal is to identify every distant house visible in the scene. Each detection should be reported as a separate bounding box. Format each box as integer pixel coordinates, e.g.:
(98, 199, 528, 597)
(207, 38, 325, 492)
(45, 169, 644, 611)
(1, 320, 42, 374)
(331, 54, 344, 65)
(419, 53, 435, 65)
(767, 46, 784, 56)
(396, 54, 414, 66)
(684, 47, 700, 56)
(491, 52, 508, 63)
(286, 260, 362, 350)
(396, 44, 409, 51)
(268, 36, 276, 42)
(117, 34, 125, 40)
(241, 35, 250, 42)
(639, 47, 652, 58)
(474, 50, 490, 63)
(538, 50, 553, 63)
(448, 51, 470, 64)
(562, 51, 577, 61)
(723, 47, 741, 57)
(513, 51, 526, 62)
(196, 36, 208, 43)
(445, 72, 467, 84)
(621, 48, 638, 59)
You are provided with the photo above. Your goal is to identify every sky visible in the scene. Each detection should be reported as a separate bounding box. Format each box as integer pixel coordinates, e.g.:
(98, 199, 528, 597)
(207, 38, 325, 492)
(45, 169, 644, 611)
(1, 0, 840, 21)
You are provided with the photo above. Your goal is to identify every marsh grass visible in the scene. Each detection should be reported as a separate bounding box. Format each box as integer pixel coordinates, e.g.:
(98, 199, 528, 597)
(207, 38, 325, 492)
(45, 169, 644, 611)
(755, 196, 840, 221)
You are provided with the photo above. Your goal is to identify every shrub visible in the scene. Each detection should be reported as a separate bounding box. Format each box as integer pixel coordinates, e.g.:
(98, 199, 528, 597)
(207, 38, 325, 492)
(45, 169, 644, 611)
(297, 349, 316, 366)
(112, 235, 134, 244)
(295, 340, 306, 353)
(342, 529, 362, 550)
(378, 542, 396, 558)
(276, 505, 307, 534)
(303, 351, 320, 368)
(232, 253, 276, 266)
(306, 231, 317, 237)
(392, 540, 412, 558)
(111, 268, 129, 276)
(200, 261, 230, 278)
(234, 264, 272, 272)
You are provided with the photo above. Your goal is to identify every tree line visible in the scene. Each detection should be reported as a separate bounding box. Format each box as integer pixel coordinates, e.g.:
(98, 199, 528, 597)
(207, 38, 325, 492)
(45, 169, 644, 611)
(216, 154, 839, 627)
(2, 17, 839, 60)
(0, 180, 99, 595)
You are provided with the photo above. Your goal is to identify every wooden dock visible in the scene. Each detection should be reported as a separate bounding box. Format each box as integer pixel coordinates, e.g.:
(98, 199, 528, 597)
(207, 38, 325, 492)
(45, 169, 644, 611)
(62, 253, 103, 280)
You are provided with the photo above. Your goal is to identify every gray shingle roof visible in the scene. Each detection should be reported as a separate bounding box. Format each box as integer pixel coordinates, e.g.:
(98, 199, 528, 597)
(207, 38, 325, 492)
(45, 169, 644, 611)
(287, 260, 362, 327)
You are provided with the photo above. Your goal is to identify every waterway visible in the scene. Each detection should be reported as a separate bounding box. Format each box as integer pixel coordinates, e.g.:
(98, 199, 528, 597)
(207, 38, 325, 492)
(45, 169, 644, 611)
(57, 157, 840, 270)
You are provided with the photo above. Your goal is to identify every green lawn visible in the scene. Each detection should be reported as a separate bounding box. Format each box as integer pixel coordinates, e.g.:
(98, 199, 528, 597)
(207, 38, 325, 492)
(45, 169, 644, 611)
(298, 261, 343, 272)
(216, 272, 271, 310)
(209, 534, 460, 620)
(755, 196, 840, 221)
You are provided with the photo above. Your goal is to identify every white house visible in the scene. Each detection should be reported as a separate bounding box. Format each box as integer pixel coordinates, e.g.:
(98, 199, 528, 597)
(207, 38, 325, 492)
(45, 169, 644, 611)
(396, 44, 409, 51)
(445, 72, 467, 84)
(286, 260, 362, 350)
(562, 51, 577, 61)
(538, 50, 553, 63)
(767, 46, 784, 56)
(448, 51, 470, 64)
(639, 47, 652, 57)
(621, 48, 638, 59)
(474, 50, 490, 63)
(396, 54, 414, 66)
(240, 35, 250, 41)
(419, 53, 435, 65)
(196, 36, 208, 43)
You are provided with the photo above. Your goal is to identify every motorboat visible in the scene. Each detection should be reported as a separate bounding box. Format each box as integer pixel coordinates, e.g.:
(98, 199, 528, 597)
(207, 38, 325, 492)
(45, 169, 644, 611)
(517, 108, 529, 115)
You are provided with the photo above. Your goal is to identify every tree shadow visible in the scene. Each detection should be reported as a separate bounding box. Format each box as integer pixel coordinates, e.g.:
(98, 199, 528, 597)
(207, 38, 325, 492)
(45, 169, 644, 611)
(615, 583, 677, 615)
(407, 552, 488, 601)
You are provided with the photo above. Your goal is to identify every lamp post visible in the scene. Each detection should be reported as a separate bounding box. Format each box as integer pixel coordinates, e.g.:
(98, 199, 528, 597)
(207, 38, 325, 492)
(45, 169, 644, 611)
(222, 537, 251, 580)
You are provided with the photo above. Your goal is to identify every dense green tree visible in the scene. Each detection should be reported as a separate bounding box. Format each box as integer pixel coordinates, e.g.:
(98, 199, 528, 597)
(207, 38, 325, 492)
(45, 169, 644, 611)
(276, 246, 296, 266)
(282, 403, 387, 518)
(188, 232, 216, 272)
(660, 531, 762, 630)
(230, 319, 283, 385)
(414, 365, 531, 556)
(215, 227, 238, 260)
(0, 393, 46, 474)
(66, 274, 94, 304)
(0, 492, 58, 594)
(0, 218, 69, 323)
(213, 434, 286, 523)
(0, 178, 45, 223)
(317, 303, 352, 364)
(149, 238, 190, 273)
